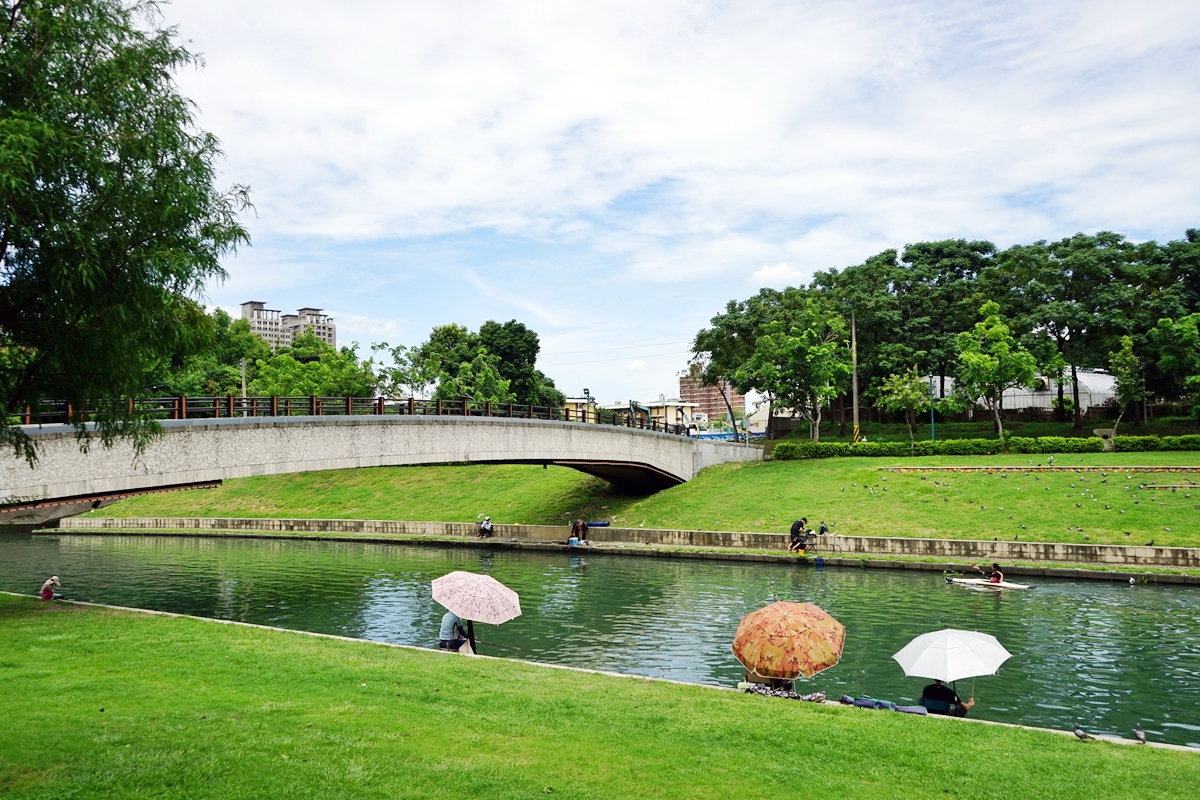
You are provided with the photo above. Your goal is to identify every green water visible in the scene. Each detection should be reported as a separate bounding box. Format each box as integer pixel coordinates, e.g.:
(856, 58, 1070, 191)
(2, 533, 1198, 747)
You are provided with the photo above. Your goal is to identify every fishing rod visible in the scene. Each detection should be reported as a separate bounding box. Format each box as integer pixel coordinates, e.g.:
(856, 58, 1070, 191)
(474, 639, 523, 652)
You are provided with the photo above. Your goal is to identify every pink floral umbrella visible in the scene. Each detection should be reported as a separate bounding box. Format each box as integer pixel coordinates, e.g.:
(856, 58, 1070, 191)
(431, 571, 522, 651)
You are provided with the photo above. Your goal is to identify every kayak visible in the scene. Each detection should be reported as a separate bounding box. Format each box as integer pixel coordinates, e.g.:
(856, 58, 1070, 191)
(947, 577, 1032, 590)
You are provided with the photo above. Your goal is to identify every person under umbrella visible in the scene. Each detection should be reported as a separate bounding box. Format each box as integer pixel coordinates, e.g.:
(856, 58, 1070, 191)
(732, 601, 845, 690)
(431, 571, 522, 654)
(892, 629, 1012, 716)
(438, 609, 468, 652)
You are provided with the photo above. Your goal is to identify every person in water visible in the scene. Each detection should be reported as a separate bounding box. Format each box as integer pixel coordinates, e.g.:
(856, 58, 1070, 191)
(438, 610, 468, 651)
(921, 679, 975, 717)
(40, 576, 62, 600)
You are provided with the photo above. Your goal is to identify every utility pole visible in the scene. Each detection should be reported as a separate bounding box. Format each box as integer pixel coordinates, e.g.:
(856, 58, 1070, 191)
(240, 357, 247, 398)
(851, 312, 860, 442)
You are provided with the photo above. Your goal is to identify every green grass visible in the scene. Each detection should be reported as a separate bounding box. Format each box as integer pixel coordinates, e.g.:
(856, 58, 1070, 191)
(784, 416, 1200, 443)
(89, 464, 630, 526)
(93, 453, 1200, 547)
(1, 594, 1194, 799)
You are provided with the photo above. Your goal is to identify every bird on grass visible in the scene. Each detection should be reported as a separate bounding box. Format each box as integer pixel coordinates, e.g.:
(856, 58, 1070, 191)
(1135, 724, 1146, 744)
(1073, 724, 1094, 741)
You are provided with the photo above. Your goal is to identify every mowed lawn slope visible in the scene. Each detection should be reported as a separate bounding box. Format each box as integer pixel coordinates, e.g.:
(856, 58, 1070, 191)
(91, 454, 1200, 547)
(1, 594, 1195, 800)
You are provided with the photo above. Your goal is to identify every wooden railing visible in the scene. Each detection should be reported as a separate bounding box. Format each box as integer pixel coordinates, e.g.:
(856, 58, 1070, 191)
(16, 397, 691, 436)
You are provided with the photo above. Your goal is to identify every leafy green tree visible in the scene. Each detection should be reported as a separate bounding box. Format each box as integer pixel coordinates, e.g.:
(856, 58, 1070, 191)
(478, 319, 563, 405)
(875, 367, 933, 450)
(250, 332, 377, 397)
(159, 307, 270, 396)
(1148, 314, 1200, 413)
(1108, 335, 1143, 441)
(743, 292, 851, 442)
(0, 0, 249, 461)
(692, 289, 781, 442)
(433, 351, 515, 403)
(950, 302, 1038, 440)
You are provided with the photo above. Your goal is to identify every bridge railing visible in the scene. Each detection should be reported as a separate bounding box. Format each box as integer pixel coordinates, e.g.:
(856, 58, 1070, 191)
(16, 396, 691, 436)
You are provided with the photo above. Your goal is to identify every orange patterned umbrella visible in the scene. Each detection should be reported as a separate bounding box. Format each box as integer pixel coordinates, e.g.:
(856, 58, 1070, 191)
(732, 601, 846, 679)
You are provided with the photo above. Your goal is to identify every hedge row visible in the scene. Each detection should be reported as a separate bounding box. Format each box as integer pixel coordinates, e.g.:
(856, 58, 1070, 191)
(1112, 434, 1200, 451)
(768, 435, 1174, 460)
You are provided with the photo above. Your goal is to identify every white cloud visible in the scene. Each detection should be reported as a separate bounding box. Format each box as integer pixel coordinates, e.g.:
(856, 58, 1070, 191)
(752, 262, 806, 288)
(155, 0, 1200, 400)
(625, 360, 648, 372)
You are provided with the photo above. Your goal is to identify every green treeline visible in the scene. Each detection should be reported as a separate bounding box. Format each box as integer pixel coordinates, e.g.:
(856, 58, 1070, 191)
(694, 231, 1200, 441)
(157, 312, 563, 405)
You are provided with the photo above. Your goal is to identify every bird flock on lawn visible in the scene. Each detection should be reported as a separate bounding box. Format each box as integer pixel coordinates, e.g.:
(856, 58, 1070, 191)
(850, 466, 1189, 545)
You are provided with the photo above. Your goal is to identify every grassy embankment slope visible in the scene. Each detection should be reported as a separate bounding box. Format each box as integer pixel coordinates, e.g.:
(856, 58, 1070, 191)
(90, 453, 1200, 547)
(1, 594, 1194, 799)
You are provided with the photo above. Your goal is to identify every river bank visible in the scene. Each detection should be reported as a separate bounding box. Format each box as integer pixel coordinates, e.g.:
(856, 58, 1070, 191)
(1, 593, 1195, 799)
(82, 453, 1200, 547)
(52, 518, 1200, 583)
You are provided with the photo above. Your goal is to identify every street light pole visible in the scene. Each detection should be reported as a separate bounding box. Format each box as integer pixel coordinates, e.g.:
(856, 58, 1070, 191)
(851, 312, 860, 443)
(929, 373, 936, 442)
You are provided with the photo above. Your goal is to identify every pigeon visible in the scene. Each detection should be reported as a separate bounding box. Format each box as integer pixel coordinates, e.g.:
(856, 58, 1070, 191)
(1073, 724, 1093, 741)
(1135, 723, 1146, 744)
(1147, 540, 1155, 547)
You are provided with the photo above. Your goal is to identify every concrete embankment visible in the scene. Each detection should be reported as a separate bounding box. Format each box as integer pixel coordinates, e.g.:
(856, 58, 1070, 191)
(56, 516, 1200, 584)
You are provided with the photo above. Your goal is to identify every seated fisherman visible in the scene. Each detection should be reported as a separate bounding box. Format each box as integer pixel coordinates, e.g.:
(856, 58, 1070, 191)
(920, 679, 975, 717)
(438, 610, 468, 651)
(570, 519, 589, 541)
(40, 576, 62, 600)
(477, 517, 493, 538)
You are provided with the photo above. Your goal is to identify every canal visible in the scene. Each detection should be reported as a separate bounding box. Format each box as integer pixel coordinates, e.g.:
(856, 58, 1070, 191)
(2, 533, 1198, 747)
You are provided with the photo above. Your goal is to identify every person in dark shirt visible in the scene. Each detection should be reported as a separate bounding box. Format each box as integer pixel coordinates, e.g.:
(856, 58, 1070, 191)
(921, 680, 975, 717)
(570, 519, 589, 541)
(788, 519, 807, 552)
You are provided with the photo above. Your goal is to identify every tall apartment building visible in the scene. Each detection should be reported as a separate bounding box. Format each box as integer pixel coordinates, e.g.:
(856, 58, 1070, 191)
(241, 301, 337, 349)
(678, 373, 745, 420)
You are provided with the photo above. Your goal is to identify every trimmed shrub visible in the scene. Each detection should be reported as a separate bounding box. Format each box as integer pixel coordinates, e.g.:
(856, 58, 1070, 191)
(772, 435, 1106, 460)
(1114, 435, 1163, 451)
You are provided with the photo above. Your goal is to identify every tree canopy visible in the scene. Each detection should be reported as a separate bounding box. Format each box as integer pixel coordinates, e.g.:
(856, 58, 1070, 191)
(1, 0, 249, 460)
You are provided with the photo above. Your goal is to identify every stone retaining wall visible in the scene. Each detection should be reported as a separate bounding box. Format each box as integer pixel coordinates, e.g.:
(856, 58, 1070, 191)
(57, 517, 1200, 568)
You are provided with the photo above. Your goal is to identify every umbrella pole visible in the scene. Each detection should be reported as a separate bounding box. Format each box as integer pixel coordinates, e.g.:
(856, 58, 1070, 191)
(467, 620, 476, 653)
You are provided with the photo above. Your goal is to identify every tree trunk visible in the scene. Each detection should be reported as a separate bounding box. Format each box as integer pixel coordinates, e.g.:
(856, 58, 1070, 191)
(1056, 375, 1065, 424)
(813, 400, 822, 442)
(838, 394, 846, 438)
(907, 408, 916, 450)
(1071, 364, 1082, 429)
(719, 380, 740, 443)
(992, 400, 1005, 441)
(1112, 407, 1125, 445)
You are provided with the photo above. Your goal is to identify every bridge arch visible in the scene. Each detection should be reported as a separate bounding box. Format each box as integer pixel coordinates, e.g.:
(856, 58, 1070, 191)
(1, 416, 760, 524)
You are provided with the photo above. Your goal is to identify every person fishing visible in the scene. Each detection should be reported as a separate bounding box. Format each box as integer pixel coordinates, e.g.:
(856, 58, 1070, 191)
(437, 610, 468, 651)
(570, 519, 589, 542)
(477, 517, 493, 538)
(788, 518, 808, 552)
(40, 576, 62, 600)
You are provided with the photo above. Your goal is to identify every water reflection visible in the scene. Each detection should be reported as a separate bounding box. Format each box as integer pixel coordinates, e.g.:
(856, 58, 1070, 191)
(1, 533, 1197, 747)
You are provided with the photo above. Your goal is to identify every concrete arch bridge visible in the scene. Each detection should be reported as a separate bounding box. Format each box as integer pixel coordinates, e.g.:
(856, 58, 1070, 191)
(1, 415, 760, 525)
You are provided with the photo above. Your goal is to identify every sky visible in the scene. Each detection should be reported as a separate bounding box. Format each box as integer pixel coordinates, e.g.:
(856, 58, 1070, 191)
(161, 0, 1200, 404)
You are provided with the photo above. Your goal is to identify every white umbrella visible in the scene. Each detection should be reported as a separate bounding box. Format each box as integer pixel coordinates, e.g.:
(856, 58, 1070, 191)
(892, 629, 1012, 683)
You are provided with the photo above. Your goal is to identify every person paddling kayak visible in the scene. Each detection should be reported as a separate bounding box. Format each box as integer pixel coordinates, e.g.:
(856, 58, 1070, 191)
(973, 563, 1004, 584)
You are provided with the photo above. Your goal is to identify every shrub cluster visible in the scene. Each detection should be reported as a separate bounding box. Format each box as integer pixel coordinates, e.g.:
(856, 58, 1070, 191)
(1112, 434, 1200, 451)
(768, 434, 1123, 460)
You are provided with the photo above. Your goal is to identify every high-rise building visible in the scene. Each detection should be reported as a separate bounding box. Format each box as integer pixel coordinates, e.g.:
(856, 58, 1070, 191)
(678, 373, 744, 420)
(241, 302, 336, 349)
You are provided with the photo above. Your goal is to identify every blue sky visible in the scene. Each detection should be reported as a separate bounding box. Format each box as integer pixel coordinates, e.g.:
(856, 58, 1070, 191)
(163, 0, 1200, 404)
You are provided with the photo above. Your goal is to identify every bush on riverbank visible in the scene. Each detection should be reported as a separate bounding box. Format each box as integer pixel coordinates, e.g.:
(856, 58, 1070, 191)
(2, 595, 1193, 798)
(771, 435, 1200, 459)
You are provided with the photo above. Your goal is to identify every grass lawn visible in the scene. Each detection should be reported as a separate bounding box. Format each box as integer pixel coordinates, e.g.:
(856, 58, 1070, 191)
(91, 452, 1200, 547)
(1, 594, 1195, 799)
